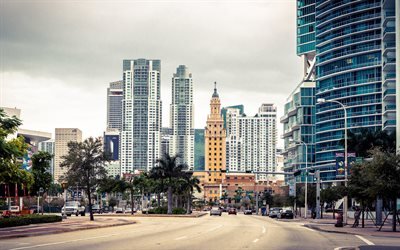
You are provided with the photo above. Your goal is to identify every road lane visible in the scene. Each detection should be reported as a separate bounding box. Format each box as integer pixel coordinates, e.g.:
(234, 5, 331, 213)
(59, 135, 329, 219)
(1, 214, 399, 250)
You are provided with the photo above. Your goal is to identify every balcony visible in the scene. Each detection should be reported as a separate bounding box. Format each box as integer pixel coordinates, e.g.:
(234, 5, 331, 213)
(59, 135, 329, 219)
(383, 120, 396, 130)
(318, 61, 380, 79)
(384, 104, 396, 114)
(317, 77, 381, 94)
(317, 45, 381, 66)
(383, 88, 396, 102)
(317, 34, 381, 54)
(383, 26, 395, 36)
(383, 57, 396, 72)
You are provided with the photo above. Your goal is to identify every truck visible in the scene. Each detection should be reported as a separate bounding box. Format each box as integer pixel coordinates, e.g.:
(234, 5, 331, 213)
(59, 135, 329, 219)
(62, 201, 86, 216)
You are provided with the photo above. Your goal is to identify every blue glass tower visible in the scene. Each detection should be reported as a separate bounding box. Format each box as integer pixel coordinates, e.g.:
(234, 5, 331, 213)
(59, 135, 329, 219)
(315, 0, 383, 181)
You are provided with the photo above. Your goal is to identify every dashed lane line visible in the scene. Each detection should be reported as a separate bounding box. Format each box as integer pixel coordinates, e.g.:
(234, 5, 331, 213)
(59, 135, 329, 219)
(174, 236, 188, 240)
(253, 239, 259, 243)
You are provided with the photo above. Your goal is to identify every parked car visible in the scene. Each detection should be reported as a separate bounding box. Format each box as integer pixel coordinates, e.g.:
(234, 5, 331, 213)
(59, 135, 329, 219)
(62, 201, 86, 216)
(277, 209, 294, 219)
(91, 204, 103, 214)
(269, 207, 282, 218)
(29, 205, 42, 214)
(228, 208, 237, 215)
(115, 207, 124, 214)
(210, 207, 222, 216)
(244, 209, 252, 215)
(125, 207, 136, 214)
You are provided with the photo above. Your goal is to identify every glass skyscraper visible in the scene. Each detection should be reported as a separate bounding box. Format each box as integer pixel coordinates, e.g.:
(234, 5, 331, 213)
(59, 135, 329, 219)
(286, 0, 397, 182)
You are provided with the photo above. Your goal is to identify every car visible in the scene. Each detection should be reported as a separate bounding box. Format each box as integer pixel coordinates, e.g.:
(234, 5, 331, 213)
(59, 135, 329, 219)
(210, 207, 222, 216)
(277, 209, 294, 219)
(29, 205, 42, 214)
(62, 201, 86, 216)
(244, 209, 252, 215)
(228, 208, 237, 215)
(115, 207, 124, 214)
(269, 207, 282, 218)
(91, 204, 103, 214)
(125, 207, 136, 214)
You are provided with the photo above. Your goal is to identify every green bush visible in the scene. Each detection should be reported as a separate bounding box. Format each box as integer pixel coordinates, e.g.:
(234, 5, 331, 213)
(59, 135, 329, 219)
(148, 206, 168, 214)
(0, 214, 62, 228)
(172, 208, 186, 214)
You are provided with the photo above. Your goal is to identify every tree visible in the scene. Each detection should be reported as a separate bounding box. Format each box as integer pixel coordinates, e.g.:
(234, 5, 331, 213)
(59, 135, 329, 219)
(60, 137, 108, 221)
(321, 185, 346, 219)
(182, 173, 201, 214)
(0, 109, 34, 203)
(153, 154, 187, 214)
(108, 197, 117, 212)
(48, 183, 63, 196)
(262, 192, 273, 206)
(30, 151, 53, 196)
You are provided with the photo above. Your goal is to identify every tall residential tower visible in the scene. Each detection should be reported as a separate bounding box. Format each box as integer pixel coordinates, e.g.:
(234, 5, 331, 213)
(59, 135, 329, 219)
(170, 65, 194, 167)
(120, 59, 162, 174)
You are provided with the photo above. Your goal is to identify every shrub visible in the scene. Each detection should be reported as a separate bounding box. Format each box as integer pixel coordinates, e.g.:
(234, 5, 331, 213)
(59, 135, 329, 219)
(172, 208, 186, 214)
(0, 214, 62, 228)
(148, 206, 168, 214)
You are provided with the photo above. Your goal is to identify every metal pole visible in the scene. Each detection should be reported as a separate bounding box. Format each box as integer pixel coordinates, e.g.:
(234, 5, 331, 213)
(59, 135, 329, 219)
(343, 103, 348, 225)
(256, 191, 259, 215)
(304, 142, 308, 219)
(316, 171, 321, 219)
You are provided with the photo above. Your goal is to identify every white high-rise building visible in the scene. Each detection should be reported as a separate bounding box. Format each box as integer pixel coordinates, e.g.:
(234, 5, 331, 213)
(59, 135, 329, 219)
(54, 128, 82, 183)
(38, 139, 55, 176)
(120, 59, 162, 174)
(226, 108, 241, 172)
(170, 65, 194, 167)
(238, 104, 277, 180)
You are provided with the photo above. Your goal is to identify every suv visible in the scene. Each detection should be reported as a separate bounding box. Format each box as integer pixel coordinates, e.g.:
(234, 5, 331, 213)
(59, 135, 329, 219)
(62, 201, 86, 216)
(269, 207, 282, 218)
(91, 204, 103, 214)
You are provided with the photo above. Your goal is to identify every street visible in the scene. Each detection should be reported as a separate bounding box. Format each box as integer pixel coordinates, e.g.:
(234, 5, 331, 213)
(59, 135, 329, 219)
(1, 213, 400, 250)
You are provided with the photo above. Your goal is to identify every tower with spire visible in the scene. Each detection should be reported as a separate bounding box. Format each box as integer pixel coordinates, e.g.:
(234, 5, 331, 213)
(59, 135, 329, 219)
(204, 82, 227, 203)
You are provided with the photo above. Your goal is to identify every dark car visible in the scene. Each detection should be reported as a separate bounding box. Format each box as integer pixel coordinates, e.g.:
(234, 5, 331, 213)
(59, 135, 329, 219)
(244, 209, 252, 215)
(91, 204, 103, 214)
(277, 209, 294, 219)
(228, 208, 237, 215)
(29, 205, 42, 214)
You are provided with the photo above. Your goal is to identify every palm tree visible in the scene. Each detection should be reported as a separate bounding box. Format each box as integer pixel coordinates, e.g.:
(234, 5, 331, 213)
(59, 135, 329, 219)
(181, 173, 201, 214)
(154, 154, 187, 214)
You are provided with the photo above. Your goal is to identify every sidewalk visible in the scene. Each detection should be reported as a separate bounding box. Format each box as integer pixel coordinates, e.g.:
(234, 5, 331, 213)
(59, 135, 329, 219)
(0, 216, 135, 240)
(300, 216, 400, 238)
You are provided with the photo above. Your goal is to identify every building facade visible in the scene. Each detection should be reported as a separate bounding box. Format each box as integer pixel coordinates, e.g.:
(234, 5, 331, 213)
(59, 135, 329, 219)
(221, 105, 244, 128)
(194, 129, 205, 171)
(204, 83, 227, 202)
(281, 81, 316, 184)
(107, 80, 123, 131)
(38, 139, 55, 176)
(225, 107, 242, 172)
(161, 127, 173, 157)
(238, 104, 277, 180)
(104, 129, 119, 161)
(170, 65, 194, 167)
(54, 128, 82, 183)
(120, 59, 162, 173)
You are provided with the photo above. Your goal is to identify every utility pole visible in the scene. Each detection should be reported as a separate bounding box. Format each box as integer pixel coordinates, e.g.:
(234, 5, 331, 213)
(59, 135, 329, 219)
(255, 191, 259, 215)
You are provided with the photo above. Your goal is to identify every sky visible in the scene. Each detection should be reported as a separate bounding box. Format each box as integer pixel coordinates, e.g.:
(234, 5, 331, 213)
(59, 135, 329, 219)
(0, 0, 303, 147)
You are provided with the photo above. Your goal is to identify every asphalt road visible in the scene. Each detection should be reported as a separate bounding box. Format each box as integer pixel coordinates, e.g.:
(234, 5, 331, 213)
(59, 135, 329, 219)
(1, 213, 400, 250)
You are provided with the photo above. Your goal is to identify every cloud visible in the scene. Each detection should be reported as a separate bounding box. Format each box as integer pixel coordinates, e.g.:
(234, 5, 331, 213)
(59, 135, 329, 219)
(1, 0, 303, 147)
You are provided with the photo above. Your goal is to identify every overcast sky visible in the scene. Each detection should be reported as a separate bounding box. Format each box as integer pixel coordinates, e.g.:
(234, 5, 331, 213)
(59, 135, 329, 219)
(0, 0, 303, 147)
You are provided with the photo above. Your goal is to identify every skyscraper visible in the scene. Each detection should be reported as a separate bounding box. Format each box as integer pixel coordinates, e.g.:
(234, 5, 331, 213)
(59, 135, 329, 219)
(120, 59, 162, 174)
(107, 80, 123, 131)
(225, 107, 241, 172)
(38, 139, 55, 176)
(238, 104, 277, 180)
(54, 128, 82, 183)
(170, 65, 194, 167)
(194, 129, 205, 171)
(204, 83, 227, 202)
(288, 0, 397, 181)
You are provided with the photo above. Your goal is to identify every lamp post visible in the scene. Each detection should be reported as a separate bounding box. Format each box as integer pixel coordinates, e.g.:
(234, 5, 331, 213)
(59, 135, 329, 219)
(289, 138, 308, 219)
(317, 98, 348, 225)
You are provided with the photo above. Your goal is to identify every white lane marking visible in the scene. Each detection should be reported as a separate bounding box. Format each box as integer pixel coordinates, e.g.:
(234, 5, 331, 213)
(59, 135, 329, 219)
(8, 233, 120, 250)
(262, 226, 266, 233)
(207, 224, 223, 232)
(355, 235, 374, 245)
(175, 236, 188, 240)
(301, 226, 316, 232)
(253, 239, 259, 243)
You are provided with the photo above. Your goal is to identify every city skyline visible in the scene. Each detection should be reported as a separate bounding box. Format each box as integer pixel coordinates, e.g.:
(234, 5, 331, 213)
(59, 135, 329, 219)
(0, 1, 302, 147)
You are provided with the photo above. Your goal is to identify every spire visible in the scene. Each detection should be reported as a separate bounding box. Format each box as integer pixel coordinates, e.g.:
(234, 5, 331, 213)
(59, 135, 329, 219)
(212, 81, 219, 98)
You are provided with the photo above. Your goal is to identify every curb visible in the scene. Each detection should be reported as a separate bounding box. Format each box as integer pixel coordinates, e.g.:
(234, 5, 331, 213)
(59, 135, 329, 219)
(0, 221, 136, 240)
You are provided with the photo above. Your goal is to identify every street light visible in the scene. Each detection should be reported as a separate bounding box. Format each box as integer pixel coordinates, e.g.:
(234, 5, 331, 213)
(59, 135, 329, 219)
(317, 98, 348, 225)
(289, 138, 308, 219)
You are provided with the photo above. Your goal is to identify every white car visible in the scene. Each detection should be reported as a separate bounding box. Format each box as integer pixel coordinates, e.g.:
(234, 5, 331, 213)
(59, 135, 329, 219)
(62, 201, 86, 216)
(210, 207, 222, 216)
(115, 207, 124, 214)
